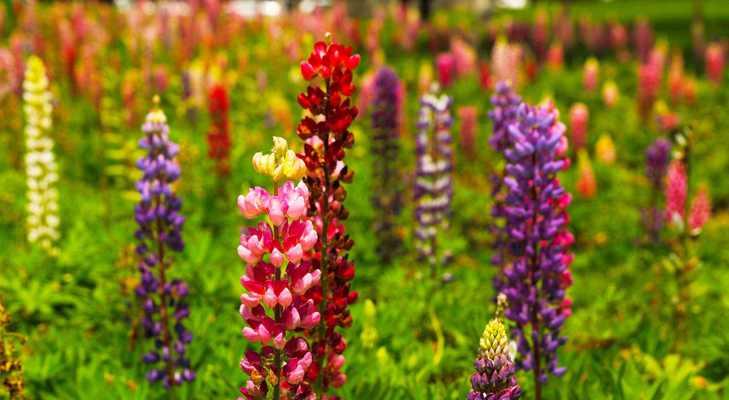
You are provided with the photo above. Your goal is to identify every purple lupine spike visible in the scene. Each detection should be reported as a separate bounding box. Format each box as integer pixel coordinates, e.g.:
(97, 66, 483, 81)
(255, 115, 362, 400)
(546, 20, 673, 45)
(414, 85, 454, 275)
(488, 81, 523, 286)
(643, 138, 671, 242)
(370, 66, 404, 263)
(646, 138, 671, 188)
(496, 100, 574, 397)
(134, 97, 194, 388)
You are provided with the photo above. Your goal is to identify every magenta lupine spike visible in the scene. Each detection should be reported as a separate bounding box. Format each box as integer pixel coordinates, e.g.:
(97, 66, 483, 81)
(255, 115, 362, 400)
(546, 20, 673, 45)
(488, 81, 522, 284)
(498, 101, 574, 397)
(414, 85, 454, 275)
(237, 139, 321, 400)
(665, 160, 688, 229)
(133, 97, 194, 388)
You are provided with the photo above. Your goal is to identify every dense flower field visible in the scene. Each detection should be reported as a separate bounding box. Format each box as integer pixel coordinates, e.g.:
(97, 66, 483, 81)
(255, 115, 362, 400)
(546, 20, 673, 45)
(1, 1, 729, 399)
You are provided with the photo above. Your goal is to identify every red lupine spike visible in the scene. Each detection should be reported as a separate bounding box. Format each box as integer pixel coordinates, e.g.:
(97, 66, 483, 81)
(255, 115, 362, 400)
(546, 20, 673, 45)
(293, 37, 359, 397)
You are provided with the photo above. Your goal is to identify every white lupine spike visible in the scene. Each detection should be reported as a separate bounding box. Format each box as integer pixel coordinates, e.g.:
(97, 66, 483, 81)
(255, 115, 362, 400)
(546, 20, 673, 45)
(23, 56, 59, 256)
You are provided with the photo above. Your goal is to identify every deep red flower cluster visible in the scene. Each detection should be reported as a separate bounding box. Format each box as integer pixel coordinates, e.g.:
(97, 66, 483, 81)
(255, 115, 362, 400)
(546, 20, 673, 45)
(207, 84, 231, 176)
(296, 38, 360, 396)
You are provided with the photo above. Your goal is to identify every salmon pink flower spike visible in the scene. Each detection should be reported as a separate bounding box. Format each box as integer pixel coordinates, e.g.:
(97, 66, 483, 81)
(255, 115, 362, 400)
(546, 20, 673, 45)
(576, 150, 597, 199)
(582, 58, 599, 92)
(568, 103, 589, 151)
(238, 138, 320, 399)
(296, 37, 359, 397)
(688, 187, 711, 236)
(602, 81, 619, 108)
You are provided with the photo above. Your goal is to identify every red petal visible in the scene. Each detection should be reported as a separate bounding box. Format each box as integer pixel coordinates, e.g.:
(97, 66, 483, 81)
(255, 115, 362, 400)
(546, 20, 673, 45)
(346, 54, 360, 70)
(300, 62, 316, 80)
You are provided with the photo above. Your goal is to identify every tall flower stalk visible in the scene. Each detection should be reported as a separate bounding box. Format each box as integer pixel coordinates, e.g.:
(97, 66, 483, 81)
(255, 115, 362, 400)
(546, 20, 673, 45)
(296, 37, 360, 396)
(0, 301, 25, 399)
(664, 130, 710, 347)
(414, 85, 454, 277)
(237, 137, 320, 400)
(498, 102, 574, 400)
(101, 66, 143, 215)
(133, 97, 194, 388)
(23, 56, 60, 256)
(207, 83, 232, 178)
(644, 138, 671, 243)
(469, 295, 521, 400)
(370, 66, 403, 264)
(488, 81, 522, 288)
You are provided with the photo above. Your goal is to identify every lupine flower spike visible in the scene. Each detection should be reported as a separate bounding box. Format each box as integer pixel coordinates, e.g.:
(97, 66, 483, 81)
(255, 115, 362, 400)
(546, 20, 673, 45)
(207, 84, 232, 177)
(237, 137, 320, 400)
(488, 81, 522, 287)
(23, 56, 60, 256)
(297, 36, 360, 396)
(568, 103, 589, 152)
(414, 84, 454, 277)
(644, 138, 671, 242)
(688, 187, 711, 236)
(582, 58, 599, 92)
(468, 294, 521, 400)
(665, 129, 709, 348)
(370, 67, 404, 263)
(134, 96, 195, 388)
(665, 160, 687, 230)
(576, 150, 597, 199)
(498, 101, 574, 399)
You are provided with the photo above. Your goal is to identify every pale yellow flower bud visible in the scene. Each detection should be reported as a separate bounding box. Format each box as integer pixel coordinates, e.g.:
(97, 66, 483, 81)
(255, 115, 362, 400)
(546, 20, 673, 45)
(252, 137, 306, 182)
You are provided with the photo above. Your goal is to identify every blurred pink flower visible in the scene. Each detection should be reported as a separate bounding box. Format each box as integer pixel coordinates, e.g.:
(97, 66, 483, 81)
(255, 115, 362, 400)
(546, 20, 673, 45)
(665, 161, 687, 228)
(457, 106, 478, 159)
(436, 52, 456, 87)
(583, 58, 599, 92)
(689, 188, 711, 235)
(569, 103, 589, 151)
(705, 42, 725, 85)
